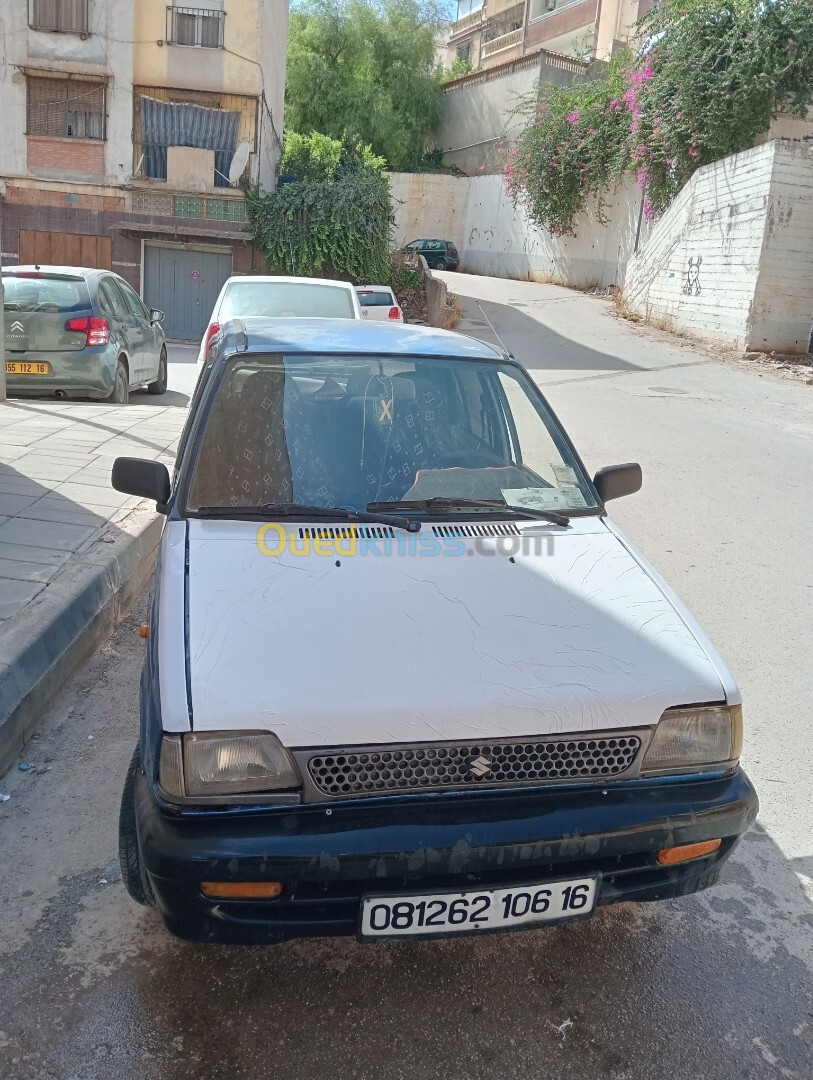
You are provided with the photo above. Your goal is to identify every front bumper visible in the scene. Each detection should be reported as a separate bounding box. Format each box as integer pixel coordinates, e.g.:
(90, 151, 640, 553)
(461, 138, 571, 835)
(135, 768, 758, 944)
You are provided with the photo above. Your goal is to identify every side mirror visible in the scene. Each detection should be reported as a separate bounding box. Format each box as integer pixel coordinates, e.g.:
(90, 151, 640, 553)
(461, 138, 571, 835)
(112, 457, 171, 513)
(150, 308, 165, 324)
(593, 463, 642, 503)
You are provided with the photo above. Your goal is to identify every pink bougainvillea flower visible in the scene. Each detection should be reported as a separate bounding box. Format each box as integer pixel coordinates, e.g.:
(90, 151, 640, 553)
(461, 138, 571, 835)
(566, 110, 581, 124)
(587, 128, 597, 135)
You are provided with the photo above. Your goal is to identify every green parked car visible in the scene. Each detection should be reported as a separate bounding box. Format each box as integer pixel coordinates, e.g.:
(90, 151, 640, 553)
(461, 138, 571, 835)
(2, 266, 168, 404)
(399, 239, 460, 271)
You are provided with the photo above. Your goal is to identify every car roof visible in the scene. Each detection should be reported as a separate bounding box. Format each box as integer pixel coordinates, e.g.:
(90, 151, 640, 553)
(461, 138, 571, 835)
(4, 265, 108, 279)
(216, 317, 505, 361)
(356, 285, 394, 292)
(222, 275, 355, 290)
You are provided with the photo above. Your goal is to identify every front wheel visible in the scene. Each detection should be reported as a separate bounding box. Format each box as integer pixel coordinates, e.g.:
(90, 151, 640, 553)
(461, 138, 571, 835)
(148, 349, 168, 395)
(119, 744, 155, 907)
(110, 360, 129, 405)
(433, 257, 447, 271)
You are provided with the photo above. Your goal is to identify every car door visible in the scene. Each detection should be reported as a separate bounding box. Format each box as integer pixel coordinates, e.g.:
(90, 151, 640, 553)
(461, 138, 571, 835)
(97, 276, 138, 380)
(117, 279, 155, 382)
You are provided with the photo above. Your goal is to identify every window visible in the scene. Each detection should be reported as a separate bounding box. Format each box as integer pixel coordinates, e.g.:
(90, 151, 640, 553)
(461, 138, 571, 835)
(27, 76, 105, 139)
(357, 290, 396, 308)
(185, 354, 598, 515)
(529, 0, 571, 21)
(456, 43, 472, 61)
(168, 4, 225, 49)
(3, 274, 90, 314)
(98, 278, 130, 319)
(456, 0, 484, 20)
(219, 281, 356, 321)
(29, 0, 88, 34)
(118, 280, 150, 320)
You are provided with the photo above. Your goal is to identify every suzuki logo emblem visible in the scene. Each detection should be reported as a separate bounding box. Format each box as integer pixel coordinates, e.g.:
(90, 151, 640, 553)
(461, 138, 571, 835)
(10, 321, 25, 334)
(469, 755, 492, 778)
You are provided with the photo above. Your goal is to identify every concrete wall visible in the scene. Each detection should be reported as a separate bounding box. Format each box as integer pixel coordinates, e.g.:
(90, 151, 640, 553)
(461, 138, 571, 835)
(622, 141, 813, 354)
(390, 170, 644, 289)
(436, 51, 586, 175)
(390, 173, 472, 250)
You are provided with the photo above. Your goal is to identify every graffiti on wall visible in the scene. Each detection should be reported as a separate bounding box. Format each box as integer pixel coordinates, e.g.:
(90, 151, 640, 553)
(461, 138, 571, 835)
(682, 255, 702, 296)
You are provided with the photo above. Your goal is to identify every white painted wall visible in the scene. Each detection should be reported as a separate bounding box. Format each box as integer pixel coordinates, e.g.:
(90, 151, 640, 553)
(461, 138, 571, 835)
(0, 0, 135, 184)
(623, 142, 813, 354)
(390, 170, 644, 289)
(436, 54, 585, 175)
(257, 0, 289, 189)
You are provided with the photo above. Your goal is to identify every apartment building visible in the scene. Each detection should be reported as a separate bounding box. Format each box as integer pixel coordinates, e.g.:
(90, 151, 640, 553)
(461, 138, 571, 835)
(0, 0, 288, 340)
(447, 0, 654, 70)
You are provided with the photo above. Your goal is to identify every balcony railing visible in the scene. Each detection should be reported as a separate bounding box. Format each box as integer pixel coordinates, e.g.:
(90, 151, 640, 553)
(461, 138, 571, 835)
(482, 27, 524, 57)
(452, 9, 485, 35)
(129, 190, 248, 223)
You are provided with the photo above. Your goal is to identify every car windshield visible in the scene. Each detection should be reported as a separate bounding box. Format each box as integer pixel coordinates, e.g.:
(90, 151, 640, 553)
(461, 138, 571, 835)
(219, 281, 355, 320)
(185, 354, 598, 515)
(357, 291, 395, 307)
(3, 275, 89, 313)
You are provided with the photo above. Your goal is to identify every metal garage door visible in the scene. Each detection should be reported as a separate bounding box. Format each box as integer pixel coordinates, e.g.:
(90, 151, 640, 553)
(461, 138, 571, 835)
(143, 245, 232, 341)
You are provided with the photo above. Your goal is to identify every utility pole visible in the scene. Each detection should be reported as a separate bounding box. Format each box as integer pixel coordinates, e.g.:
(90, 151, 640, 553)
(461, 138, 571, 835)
(0, 189, 6, 402)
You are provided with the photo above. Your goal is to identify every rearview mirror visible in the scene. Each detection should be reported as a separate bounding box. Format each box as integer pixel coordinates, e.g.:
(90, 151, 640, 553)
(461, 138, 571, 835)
(112, 457, 171, 513)
(150, 308, 165, 324)
(593, 463, 642, 503)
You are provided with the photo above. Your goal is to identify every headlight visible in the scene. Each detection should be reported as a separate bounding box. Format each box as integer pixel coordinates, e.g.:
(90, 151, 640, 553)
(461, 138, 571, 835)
(641, 704, 742, 774)
(182, 732, 301, 796)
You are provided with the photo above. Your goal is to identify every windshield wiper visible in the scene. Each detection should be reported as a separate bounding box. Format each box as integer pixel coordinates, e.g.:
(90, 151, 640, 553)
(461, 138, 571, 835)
(367, 497, 570, 527)
(193, 502, 420, 532)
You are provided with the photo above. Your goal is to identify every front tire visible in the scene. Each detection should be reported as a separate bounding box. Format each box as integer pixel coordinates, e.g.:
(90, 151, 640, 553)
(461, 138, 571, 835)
(148, 349, 168, 395)
(119, 744, 155, 907)
(110, 359, 129, 405)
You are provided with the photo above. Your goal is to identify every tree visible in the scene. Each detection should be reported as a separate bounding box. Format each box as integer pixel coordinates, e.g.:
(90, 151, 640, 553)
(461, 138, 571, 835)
(286, 0, 448, 171)
(504, 0, 813, 234)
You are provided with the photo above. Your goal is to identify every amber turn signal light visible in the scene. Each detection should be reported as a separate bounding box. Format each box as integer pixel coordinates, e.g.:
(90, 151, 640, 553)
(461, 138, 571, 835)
(657, 839, 721, 865)
(200, 881, 284, 899)
(139, 623, 149, 639)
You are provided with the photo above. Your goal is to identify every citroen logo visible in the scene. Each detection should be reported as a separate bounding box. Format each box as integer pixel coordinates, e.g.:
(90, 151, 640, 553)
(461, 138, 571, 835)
(469, 755, 492, 778)
(10, 321, 25, 334)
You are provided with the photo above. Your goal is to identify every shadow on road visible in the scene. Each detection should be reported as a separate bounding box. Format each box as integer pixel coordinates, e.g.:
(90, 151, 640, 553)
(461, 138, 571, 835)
(458, 295, 645, 374)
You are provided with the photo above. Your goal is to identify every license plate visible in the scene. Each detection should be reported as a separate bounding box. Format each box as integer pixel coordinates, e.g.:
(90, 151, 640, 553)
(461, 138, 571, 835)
(5, 361, 50, 376)
(359, 876, 598, 940)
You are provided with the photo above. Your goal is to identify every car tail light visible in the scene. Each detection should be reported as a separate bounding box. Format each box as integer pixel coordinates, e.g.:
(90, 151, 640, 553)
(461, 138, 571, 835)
(203, 322, 221, 352)
(65, 316, 110, 346)
(388, 307, 402, 320)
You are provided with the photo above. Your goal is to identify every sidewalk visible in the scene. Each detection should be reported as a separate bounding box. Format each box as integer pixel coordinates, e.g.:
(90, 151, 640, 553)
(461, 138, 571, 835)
(0, 397, 186, 771)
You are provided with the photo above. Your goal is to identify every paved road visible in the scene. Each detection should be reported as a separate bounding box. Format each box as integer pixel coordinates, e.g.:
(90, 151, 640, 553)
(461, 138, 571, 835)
(1, 286, 811, 1079)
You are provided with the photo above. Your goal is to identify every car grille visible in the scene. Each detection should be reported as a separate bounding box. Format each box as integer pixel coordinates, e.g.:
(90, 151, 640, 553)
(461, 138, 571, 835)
(305, 734, 642, 799)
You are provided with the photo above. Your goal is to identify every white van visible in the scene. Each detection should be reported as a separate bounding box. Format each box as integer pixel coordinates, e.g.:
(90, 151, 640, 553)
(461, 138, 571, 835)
(113, 318, 757, 944)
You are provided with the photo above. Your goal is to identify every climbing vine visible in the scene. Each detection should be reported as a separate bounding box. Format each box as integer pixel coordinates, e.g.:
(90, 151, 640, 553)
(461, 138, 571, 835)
(504, 0, 813, 235)
(244, 150, 394, 285)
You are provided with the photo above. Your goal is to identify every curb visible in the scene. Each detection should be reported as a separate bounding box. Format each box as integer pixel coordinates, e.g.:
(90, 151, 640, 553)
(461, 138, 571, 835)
(0, 506, 163, 777)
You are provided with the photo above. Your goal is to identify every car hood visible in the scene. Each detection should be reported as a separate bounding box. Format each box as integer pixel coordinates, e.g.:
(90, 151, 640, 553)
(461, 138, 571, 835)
(184, 518, 730, 747)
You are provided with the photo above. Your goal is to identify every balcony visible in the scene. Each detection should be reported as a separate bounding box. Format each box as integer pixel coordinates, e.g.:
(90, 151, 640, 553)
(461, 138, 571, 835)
(452, 9, 485, 35)
(482, 26, 524, 57)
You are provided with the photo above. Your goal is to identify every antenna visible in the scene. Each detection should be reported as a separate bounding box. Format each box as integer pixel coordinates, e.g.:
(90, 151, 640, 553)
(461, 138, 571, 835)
(476, 300, 509, 354)
(228, 142, 251, 185)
